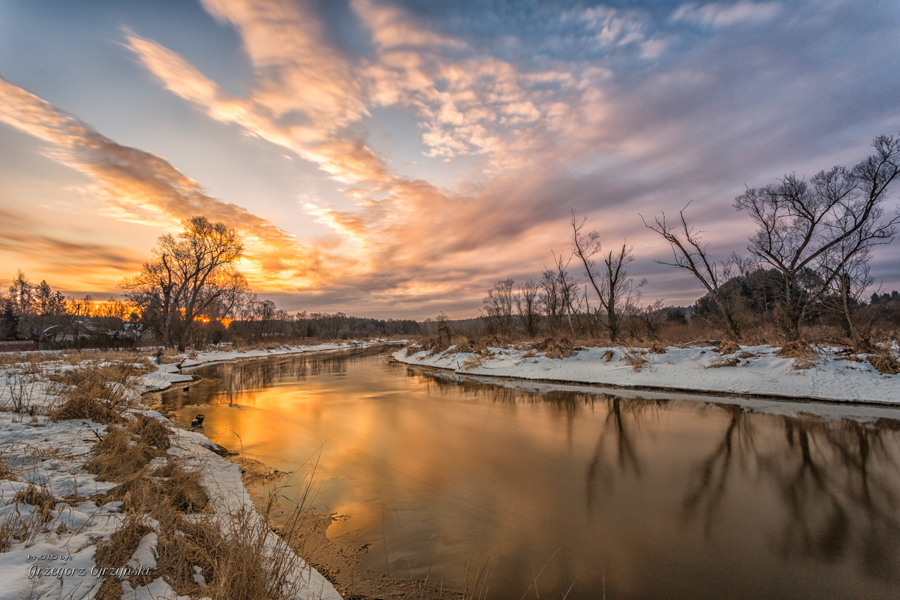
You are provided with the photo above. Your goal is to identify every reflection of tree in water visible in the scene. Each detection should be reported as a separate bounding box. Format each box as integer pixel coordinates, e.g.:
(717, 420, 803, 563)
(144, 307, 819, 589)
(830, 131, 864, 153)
(585, 396, 667, 515)
(765, 418, 900, 577)
(686, 408, 900, 578)
(411, 366, 900, 578)
(203, 351, 358, 405)
(682, 405, 756, 534)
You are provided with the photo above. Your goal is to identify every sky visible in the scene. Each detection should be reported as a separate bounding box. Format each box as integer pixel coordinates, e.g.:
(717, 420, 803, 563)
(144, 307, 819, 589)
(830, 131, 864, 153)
(1, 0, 899, 319)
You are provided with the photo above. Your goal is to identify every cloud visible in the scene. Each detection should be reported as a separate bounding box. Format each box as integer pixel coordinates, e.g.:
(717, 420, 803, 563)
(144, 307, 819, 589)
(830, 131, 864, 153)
(670, 1, 782, 27)
(125, 1, 392, 186)
(65, 0, 900, 315)
(0, 76, 322, 290)
(0, 207, 141, 272)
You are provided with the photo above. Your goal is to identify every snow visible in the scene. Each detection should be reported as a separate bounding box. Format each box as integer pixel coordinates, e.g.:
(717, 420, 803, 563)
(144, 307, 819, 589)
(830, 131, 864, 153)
(138, 340, 385, 392)
(394, 343, 899, 405)
(0, 346, 349, 600)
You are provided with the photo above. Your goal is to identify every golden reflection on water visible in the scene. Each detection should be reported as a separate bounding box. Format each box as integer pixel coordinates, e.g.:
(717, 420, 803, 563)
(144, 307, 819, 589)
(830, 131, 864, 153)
(164, 349, 900, 600)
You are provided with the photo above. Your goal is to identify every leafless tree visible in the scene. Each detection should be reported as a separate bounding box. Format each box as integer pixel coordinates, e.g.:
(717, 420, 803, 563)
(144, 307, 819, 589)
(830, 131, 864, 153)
(539, 268, 563, 334)
(122, 216, 247, 349)
(642, 207, 746, 340)
(326, 312, 347, 339)
(482, 278, 515, 334)
(819, 235, 877, 344)
(543, 252, 581, 336)
(515, 279, 541, 338)
(571, 215, 644, 342)
(636, 299, 667, 339)
(733, 134, 900, 341)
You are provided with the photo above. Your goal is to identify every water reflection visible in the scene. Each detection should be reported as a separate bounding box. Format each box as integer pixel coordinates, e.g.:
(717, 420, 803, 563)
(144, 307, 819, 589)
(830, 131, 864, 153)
(163, 350, 900, 600)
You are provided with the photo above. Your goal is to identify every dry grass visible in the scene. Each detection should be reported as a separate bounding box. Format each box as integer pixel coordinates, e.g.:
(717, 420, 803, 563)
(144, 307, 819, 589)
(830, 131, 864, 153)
(144, 462, 209, 514)
(621, 348, 650, 372)
(1, 484, 59, 550)
(602, 349, 615, 362)
(154, 503, 301, 600)
(95, 513, 153, 569)
(1, 370, 39, 414)
(49, 361, 146, 424)
(648, 340, 668, 354)
(534, 338, 576, 359)
(716, 341, 741, 355)
(84, 418, 206, 515)
(95, 576, 124, 600)
(0, 454, 11, 480)
(776, 341, 818, 359)
(867, 352, 900, 375)
(0, 511, 28, 551)
(706, 357, 741, 369)
(775, 341, 820, 370)
(85, 423, 162, 482)
(12, 484, 58, 523)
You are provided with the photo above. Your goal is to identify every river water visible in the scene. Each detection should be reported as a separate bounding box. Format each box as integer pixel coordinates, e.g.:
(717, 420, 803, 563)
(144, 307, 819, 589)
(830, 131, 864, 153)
(161, 347, 900, 599)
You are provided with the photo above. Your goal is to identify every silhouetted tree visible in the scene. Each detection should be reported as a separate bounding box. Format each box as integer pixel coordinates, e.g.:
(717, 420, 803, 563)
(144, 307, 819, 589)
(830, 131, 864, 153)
(734, 134, 900, 340)
(571, 215, 644, 342)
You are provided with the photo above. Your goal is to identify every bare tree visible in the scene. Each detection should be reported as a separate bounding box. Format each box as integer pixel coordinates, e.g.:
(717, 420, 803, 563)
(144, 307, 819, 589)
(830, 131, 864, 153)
(539, 267, 564, 334)
(482, 279, 515, 335)
(642, 207, 745, 340)
(571, 215, 644, 342)
(326, 312, 347, 339)
(819, 234, 877, 344)
(122, 216, 247, 349)
(734, 134, 900, 341)
(548, 252, 582, 336)
(636, 299, 667, 339)
(516, 279, 541, 338)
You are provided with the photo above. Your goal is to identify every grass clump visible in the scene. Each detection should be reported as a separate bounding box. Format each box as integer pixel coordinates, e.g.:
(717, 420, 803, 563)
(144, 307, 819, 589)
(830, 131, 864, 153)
(534, 338, 576, 359)
(648, 340, 668, 354)
(621, 348, 650, 372)
(85, 418, 169, 482)
(146, 462, 209, 513)
(867, 352, 900, 375)
(706, 357, 741, 369)
(49, 361, 145, 424)
(94, 576, 124, 600)
(776, 341, 819, 370)
(154, 503, 299, 600)
(95, 513, 153, 569)
(716, 341, 741, 355)
(12, 484, 58, 523)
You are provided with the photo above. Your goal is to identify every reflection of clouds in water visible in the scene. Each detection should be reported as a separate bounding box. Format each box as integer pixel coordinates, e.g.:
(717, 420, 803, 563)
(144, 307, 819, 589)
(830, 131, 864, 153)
(164, 350, 900, 596)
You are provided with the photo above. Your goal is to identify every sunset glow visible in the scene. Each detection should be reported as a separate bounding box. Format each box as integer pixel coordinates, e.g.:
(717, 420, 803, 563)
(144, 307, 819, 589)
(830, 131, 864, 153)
(2, 0, 899, 318)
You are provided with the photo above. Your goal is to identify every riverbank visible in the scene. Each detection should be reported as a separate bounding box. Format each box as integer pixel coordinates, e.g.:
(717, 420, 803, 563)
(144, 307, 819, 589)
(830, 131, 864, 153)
(0, 346, 348, 600)
(151, 343, 466, 600)
(393, 341, 900, 404)
(139, 340, 389, 393)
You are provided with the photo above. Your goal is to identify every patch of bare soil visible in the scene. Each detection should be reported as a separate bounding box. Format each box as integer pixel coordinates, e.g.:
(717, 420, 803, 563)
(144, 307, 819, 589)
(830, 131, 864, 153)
(237, 464, 463, 600)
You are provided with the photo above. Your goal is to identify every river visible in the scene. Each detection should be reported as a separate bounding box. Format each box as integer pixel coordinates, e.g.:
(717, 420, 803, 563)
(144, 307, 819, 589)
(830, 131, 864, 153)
(161, 347, 900, 599)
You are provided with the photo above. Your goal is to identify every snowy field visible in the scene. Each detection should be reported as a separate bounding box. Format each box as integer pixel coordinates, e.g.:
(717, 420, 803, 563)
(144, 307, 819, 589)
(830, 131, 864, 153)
(394, 342, 900, 405)
(0, 343, 355, 600)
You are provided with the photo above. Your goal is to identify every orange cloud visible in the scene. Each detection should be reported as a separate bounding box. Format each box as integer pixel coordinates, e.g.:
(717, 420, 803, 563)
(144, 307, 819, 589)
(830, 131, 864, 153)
(125, 0, 392, 186)
(0, 77, 322, 291)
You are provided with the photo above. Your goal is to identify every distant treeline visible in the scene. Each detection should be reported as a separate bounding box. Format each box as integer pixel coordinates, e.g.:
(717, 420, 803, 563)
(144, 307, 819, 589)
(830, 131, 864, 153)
(0, 268, 422, 350)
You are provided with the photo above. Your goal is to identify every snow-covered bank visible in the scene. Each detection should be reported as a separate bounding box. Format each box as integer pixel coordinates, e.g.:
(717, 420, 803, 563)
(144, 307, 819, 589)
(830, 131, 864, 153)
(394, 343, 899, 404)
(0, 347, 350, 600)
(139, 340, 393, 392)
